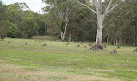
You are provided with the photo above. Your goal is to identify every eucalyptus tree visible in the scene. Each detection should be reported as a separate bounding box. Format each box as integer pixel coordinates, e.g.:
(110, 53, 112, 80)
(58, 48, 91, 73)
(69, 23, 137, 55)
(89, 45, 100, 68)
(42, 7, 60, 36)
(6, 2, 30, 37)
(57, 1, 78, 41)
(76, 0, 124, 48)
(33, 13, 46, 36)
(42, 0, 78, 41)
(104, 0, 137, 46)
(125, 0, 137, 46)
(103, 4, 126, 45)
(68, 6, 97, 42)
(21, 17, 38, 38)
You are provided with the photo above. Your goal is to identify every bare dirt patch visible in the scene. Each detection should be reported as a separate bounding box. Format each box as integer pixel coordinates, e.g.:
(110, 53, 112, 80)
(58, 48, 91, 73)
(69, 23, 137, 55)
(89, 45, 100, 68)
(0, 59, 7, 63)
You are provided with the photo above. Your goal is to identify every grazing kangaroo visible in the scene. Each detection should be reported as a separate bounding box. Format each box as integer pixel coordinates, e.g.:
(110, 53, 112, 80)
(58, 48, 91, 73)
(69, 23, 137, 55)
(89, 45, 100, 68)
(24, 42, 28, 45)
(103, 45, 107, 48)
(133, 48, 137, 52)
(77, 44, 80, 47)
(117, 45, 120, 49)
(8, 41, 10, 44)
(66, 43, 70, 45)
(88, 44, 92, 46)
(84, 46, 87, 48)
(90, 46, 98, 51)
(42, 44, 47, 46)
(110, 49, 117, 55)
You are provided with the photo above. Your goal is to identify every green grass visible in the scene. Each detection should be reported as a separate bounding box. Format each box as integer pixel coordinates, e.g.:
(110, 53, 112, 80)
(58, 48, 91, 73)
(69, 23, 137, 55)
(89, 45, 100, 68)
(32, 36, 59, 41)
(0, 38, 137, 81)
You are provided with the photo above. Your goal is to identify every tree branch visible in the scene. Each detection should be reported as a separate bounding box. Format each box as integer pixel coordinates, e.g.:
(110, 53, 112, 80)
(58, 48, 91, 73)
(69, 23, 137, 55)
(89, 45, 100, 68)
(104, 0, 124, 15)
(105, 4, 118, 15)
(104, 0, 113, 15)
(75, 0, 97, 14)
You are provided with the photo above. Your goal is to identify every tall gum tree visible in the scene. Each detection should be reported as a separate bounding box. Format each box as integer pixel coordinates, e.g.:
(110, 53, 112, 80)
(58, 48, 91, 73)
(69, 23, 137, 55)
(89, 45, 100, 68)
(57, 4, 72, 41)
(76, 0, 124, 48)
(42, 0, 77, 41)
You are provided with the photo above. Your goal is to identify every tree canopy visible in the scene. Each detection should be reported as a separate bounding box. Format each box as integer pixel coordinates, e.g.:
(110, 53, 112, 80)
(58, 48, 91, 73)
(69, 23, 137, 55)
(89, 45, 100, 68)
(0, 0, 137, 46)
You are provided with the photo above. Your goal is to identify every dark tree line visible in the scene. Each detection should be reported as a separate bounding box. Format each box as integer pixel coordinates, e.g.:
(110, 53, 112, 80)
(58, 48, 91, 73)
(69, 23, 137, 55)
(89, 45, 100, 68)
(42, 0, 137, 46)
(104, 0, 137, 46)
(0, 1, 46, 39)
(0, 0, 137, 46)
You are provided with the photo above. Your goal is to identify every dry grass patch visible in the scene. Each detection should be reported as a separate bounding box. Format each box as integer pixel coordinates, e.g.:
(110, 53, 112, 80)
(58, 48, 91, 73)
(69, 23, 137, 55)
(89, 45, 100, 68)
(0, 64, 122, 81)
(0, 59, 7, 63)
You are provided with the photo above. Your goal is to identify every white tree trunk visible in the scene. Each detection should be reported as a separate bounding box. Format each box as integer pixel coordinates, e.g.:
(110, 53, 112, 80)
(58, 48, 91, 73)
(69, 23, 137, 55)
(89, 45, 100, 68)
(95, 14, 104, 48)
(96, 28, 103, 47)
(116, 39, 118, 45)
(0, 32, 1, 40)
(107, 35, 109, 43)
(76, 0, 123, 48)
(61, 32, 65, 41)
(60, 20, 69, 41)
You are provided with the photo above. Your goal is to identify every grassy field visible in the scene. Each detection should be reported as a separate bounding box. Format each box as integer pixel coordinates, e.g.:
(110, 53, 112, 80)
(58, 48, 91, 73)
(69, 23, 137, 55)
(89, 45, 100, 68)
(0, 38, 137, 81)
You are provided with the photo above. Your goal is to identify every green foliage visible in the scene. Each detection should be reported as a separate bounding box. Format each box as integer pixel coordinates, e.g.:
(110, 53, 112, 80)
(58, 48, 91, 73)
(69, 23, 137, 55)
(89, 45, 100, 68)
(7, 22, 17, 38)
(104, 0, 137, 45)
(33, 13, 46, 36)
(6, 2, 30, 38)
(21, 17, 38, 38)
(0, 1, 8, 39)
(42, 0, 97, 41)
(6, 2, 29, 23)
(0, 0, 137, 45)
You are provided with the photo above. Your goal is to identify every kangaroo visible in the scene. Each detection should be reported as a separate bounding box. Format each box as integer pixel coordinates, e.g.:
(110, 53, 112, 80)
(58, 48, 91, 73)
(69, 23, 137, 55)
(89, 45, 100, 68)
(66, 43, 70, 45)
(24, 42, 28, 45)
(42, 44, 47, 46)
(110, 49, 117, 55)
(8, 41, 10, 44)
(84, 46, 87, 48)
(90, 46, 98, 51)
(77, 44, 80, 47)
(117, 44, 120, 49)
(133, 48, 137, 52)
(103, 45, 107, 48)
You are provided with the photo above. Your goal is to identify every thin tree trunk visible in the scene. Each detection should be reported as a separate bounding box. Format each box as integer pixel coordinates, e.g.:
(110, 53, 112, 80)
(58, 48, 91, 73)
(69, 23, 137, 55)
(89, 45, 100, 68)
(116, 39, 118, 45)
(60, 20, 69, 41)
(61, 32, 64, 41)
(0, 32, 1, 40)
(113, 40, 115, 45)
(134, 35, 136, 46)
(123, 39, 126, 45)
(45, 23, 47, 35)
(67, 33, 71, 42)
(133, 27, 137, 46)
(107, 35, 109, 43)
(119, 38, 121, 45)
